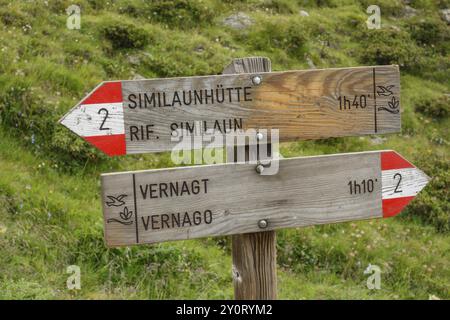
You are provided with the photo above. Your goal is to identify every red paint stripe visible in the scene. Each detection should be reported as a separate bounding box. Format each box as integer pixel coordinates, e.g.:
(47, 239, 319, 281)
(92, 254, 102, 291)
(84, 134, 126, 156)
(381, 151, 415, 171)
(382, 196, 415, 218)
(81, 81, 122, 105)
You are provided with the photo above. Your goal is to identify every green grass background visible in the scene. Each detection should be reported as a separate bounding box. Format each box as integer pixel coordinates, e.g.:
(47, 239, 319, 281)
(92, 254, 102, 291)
(0, 0, 448, 299)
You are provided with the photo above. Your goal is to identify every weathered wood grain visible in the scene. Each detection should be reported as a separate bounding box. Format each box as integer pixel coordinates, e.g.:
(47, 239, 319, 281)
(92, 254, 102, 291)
(101, 151, 386, 247)
(61, 65, 401, 155)
(122, 65, 400, 153)
(232, 231, 277, 300)
(224, 57, 277, 300)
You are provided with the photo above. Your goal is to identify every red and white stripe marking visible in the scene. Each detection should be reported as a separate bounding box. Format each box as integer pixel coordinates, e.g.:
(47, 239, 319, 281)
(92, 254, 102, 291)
(381, 151, 430, 218)
(60, 81, 126, 156)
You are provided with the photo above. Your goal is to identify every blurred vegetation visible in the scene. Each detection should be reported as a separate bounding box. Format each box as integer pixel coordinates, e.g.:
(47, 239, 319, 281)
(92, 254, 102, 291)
(0, 0, 448, 299)
(102, 22, 150, 49)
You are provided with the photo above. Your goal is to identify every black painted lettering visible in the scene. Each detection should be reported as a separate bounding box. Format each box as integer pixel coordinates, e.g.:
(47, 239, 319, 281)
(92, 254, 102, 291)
(151, 215, 160, 229)
(170, 181, 179, 197)
(159, 183, 168, 198)
(234, 118, 243, 130)
(204, 89, 214, 104)
(130, 125, 139, 141)
(244, 87, 252, 101)
(128, 94, 137, 108)
(204, 209, 212, 224)
(141, 216, 150, 230)
(161, 214, 170, 229)
(348, 178, 377, 195)
(193, 211, 201, 225)
(172, 213, 180, 228)
(146, 124, 154, 139)
(140, 184, 149, 199)
(183, 91, 192, 105)
(172, 91, 182, 106)
(191, 180, 200, 194)
(149, 183, 157, 198)
(194, 90, 203, 105)
(180, 181, 190, 196)
(182, 212, 192, 226)
(202, 179, 209, 193)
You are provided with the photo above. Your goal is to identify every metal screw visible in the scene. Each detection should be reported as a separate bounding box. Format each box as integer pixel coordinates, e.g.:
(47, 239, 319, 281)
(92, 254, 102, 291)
(256, 132, 264, 141)
(252, 75, 262, 85)
(255, 164, 264, 174)
(258, 219, 268, 229)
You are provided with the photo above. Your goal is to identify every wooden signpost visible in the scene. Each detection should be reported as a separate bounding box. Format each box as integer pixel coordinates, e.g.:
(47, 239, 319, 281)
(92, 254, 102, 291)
(101, 150, 429, 246)
(60, 57, 431, 300)
(223, 57, 277, 300)
(59, 65, 401, 155)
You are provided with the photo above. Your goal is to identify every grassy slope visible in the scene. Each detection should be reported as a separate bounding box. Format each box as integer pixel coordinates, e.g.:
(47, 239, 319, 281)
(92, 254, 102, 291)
(0, 0, 449, 299)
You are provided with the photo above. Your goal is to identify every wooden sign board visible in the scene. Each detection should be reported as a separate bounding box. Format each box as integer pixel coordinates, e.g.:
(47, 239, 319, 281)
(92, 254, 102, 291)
(101, 150, 428, 247)
(60, 65, 401, 156)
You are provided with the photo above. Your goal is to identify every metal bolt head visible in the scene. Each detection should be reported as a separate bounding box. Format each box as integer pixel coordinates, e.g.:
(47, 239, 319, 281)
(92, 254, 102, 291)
(256, 132, 264, 141)
(256, 164, 264, 174)
(252, 75, 262, 85)
(258, 219, 268, 229)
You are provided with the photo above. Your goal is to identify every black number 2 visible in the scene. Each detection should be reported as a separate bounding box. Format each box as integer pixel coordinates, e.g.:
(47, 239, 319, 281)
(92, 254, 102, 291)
(393, 173, 402, 193)
(98, 108, 110, 131)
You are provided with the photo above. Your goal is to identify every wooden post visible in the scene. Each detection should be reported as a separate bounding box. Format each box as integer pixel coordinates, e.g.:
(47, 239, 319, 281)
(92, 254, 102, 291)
(223, 57, 277, 300)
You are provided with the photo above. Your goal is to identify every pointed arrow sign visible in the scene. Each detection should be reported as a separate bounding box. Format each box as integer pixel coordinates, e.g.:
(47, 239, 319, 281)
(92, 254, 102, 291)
(100, 150, 429, 247)
(60, 65, 401, 156)
(59, 82, 126, 156)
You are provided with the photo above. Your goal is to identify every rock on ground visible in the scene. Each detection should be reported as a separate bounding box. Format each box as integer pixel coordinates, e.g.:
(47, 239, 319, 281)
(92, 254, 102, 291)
(306, 57, 316, 69)
(132, 73, 146, 80)
(299, 10, 309, 17)
(402, 5, 417, 18)
(440, 9, 450, 24)
(222, 12, 253, 30)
